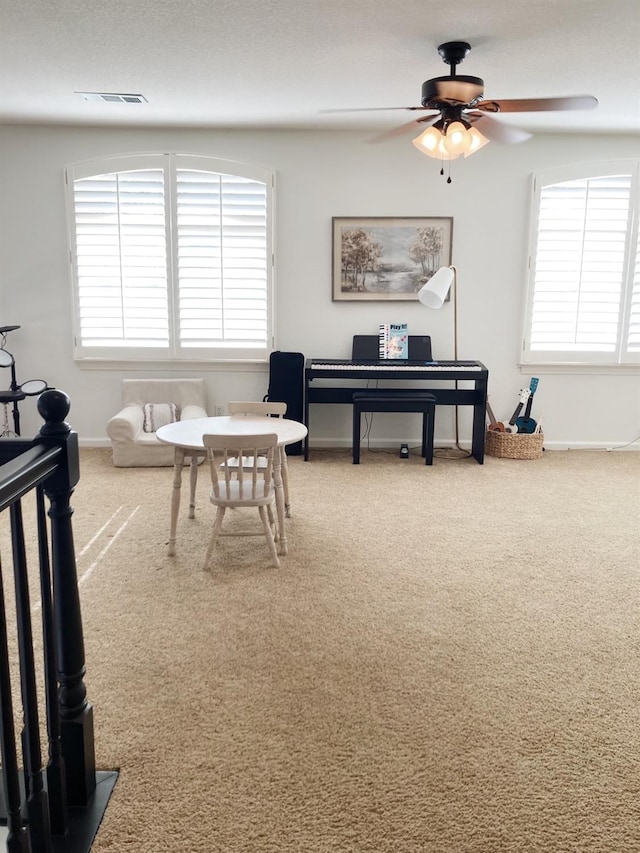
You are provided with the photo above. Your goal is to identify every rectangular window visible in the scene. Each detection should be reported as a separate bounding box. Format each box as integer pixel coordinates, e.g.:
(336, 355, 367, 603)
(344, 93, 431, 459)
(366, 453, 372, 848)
(67, 154, 274, 362)
(523, 161, 639, 366)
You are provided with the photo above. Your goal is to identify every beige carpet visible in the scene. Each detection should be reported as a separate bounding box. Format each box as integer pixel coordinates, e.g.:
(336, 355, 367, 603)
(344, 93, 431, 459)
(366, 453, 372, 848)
(29, 448, 640, 850)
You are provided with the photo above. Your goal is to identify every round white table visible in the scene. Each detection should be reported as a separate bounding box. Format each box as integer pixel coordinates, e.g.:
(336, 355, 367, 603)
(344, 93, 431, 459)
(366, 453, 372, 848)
(157, 415, 308, 557)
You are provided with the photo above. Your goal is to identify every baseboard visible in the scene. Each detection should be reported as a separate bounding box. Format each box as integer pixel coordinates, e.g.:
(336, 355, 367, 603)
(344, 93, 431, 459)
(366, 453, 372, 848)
(540, 440, 640, 452)
(79, 437, 640, 453)
(308, 438, 640, 452)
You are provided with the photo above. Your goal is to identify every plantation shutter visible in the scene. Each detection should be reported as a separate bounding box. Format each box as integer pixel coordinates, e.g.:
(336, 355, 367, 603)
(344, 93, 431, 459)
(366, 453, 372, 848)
(175, 168, 268, 354)
(68, 154, 273, 361)
(529, 174, 631, 356)
(524, 161, 640, 366)
(72, 163, 169, 352)
(628, 230, 640, 352)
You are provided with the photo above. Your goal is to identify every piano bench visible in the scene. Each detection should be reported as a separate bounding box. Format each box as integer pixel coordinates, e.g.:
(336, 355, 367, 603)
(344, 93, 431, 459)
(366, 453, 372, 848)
(352, 391, 436, 465)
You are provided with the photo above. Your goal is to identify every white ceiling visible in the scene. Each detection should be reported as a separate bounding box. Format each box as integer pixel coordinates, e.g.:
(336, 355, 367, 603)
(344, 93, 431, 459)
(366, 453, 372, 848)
(1, 0, 639, 138)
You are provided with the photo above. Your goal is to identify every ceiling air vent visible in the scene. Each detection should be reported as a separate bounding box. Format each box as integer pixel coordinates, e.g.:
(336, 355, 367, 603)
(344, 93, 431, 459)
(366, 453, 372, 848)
(75, 92, 148, 104)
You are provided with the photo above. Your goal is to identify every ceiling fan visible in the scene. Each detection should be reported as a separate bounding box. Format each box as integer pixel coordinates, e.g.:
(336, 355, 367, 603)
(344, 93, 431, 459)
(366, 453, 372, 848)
(324, 41, 598, 162)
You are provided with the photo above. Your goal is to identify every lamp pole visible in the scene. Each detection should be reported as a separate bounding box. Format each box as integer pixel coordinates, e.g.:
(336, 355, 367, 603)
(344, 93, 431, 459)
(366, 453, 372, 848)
(418, 265, 465, 453)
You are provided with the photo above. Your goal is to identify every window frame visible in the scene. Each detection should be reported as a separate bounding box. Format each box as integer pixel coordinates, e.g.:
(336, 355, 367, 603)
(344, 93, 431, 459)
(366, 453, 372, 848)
(65, 152, 275, 364)
(522, 158, 640, 369)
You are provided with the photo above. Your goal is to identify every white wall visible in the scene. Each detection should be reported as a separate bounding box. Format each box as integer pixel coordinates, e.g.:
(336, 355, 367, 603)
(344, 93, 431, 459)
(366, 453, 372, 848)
(1, 124, 639, 449)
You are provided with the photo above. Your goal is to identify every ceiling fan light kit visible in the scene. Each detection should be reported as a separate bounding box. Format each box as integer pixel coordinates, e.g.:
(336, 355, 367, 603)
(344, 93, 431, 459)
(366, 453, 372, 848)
(412, 119, 489, 161)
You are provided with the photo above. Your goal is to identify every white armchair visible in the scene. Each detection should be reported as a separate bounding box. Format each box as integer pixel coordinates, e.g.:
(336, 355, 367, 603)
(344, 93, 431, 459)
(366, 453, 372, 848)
(106, 378, 208, 467)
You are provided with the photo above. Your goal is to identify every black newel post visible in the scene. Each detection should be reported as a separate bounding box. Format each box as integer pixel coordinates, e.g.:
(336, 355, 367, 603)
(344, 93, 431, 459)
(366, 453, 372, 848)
(36, 390, 96, 807)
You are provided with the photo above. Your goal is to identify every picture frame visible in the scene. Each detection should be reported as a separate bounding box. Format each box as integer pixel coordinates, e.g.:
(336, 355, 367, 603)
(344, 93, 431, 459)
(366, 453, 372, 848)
(332, 216, 453, 302)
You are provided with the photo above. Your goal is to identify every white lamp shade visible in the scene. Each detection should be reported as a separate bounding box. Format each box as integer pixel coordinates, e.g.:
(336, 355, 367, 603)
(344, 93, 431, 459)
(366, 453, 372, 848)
(417, 266, 455, 309)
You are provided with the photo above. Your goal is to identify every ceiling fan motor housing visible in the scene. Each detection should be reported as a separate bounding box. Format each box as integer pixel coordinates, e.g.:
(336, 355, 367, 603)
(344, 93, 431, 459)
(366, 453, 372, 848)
(421, 75, 485, 108)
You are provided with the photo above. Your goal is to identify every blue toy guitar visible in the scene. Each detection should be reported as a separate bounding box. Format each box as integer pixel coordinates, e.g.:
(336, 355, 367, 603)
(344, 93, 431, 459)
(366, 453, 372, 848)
(502, 387, 530, 433)
(516, 377, 539, 433)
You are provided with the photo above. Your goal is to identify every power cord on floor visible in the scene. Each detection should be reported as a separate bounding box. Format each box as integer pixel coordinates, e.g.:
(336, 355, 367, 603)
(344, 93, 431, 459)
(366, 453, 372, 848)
(429, 404, 472, 459)
(434, 446, 472, 459)
(566, 432, 640, 452)
(406, 444, 471, 460)
(360, 411, 406, 456)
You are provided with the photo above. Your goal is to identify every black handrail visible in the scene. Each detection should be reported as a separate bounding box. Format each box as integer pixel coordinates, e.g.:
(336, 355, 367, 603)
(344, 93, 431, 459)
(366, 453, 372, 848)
(0, 446, 61, 511)
(0, 390, 113, 852)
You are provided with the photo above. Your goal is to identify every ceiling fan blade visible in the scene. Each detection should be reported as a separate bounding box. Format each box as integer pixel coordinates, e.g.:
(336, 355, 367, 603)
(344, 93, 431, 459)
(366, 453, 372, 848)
(369, 114, 439, 143)
(319, 106, 429, 114)
(467, 113, 532, 144)
(475, 95, 598, 113)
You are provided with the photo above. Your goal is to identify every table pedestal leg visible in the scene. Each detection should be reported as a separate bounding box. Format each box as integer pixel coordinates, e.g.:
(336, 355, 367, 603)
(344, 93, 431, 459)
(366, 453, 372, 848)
(168, 448, 184, 557)
(273, 447, 287, 555)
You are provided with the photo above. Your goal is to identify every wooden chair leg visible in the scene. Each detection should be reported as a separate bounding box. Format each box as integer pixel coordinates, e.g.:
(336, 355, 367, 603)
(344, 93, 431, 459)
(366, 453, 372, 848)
(203, 507, 226, 570)
(259, 505, 281, 568)
(267, 503, 278, 540)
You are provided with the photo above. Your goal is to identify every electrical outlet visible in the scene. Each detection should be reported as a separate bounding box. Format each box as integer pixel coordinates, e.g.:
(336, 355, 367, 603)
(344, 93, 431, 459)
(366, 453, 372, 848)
(214, 404, 225, 417)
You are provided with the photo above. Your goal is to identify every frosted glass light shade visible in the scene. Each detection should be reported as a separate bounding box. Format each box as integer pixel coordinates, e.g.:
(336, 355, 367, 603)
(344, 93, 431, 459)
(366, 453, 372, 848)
(443, 121, 472, 156)
(413, 123, 489, 161)
(417, 266, 455, 309)
(412, 125, 441, 154)
(464, 126, 489, 156)
(412, 126, 461, 161)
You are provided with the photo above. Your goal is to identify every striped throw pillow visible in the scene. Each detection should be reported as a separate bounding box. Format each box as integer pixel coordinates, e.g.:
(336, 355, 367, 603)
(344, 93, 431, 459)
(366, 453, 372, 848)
(142, 402, 178, 433)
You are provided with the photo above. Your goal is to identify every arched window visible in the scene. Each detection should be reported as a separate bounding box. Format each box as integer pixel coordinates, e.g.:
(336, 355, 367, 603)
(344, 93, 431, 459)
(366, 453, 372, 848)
(522, 160, 639, 366)
(66, 154, 274, 362)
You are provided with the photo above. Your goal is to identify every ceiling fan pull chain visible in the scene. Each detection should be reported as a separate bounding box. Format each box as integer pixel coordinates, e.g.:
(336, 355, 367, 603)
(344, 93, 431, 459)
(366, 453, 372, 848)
(438, 152, 453, 183)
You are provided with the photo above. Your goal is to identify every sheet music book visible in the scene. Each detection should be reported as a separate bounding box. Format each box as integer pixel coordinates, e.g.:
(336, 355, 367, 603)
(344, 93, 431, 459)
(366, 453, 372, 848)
(378, 323, 408, 359)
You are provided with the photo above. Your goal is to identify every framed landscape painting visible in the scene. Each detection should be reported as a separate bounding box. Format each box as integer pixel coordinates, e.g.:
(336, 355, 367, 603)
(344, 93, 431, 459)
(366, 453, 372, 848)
(332, 216, 453, 301)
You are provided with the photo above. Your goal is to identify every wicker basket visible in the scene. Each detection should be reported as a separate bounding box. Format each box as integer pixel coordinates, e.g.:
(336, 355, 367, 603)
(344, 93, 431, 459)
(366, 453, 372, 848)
(485, 429, 544, 460)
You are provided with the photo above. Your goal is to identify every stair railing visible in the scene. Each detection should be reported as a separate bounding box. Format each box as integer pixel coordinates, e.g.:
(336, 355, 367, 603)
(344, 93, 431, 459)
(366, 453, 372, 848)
(0, 390, 102, 852)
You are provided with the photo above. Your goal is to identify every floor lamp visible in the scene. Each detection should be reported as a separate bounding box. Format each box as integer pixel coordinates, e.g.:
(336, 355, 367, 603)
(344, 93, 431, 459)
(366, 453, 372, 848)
(417, 265, 466, 453)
